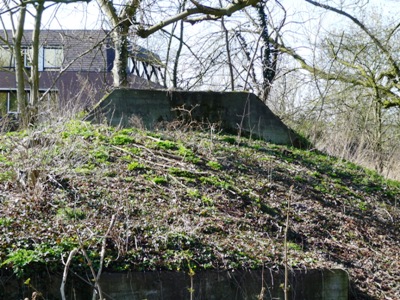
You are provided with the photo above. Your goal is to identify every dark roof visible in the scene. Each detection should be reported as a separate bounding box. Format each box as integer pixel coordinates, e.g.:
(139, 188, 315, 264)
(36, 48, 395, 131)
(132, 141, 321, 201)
(0, 29, 162, 66)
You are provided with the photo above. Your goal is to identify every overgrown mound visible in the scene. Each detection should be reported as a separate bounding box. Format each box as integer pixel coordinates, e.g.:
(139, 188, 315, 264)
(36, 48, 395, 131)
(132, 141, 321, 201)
(0, 120, 399, 299)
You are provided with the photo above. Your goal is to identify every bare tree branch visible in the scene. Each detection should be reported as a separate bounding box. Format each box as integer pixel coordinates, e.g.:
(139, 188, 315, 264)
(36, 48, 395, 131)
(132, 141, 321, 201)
(137, 0, 260, 38)
(274, 37, 400, 106)
(305, 0, 400, 80)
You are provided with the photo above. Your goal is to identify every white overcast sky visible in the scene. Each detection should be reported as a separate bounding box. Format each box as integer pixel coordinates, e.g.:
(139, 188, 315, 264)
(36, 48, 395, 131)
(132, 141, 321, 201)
(1, 0, 398, 31)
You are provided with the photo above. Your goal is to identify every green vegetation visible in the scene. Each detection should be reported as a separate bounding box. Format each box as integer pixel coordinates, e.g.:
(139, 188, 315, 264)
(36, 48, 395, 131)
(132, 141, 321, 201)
(0, 170, 14, 182)
(111, 134, 135, 145)
(151, 176, 168, 185)
(127, 161, 146, 171)
(206, 160, 222, 170)
(56, 207, 87, 221)
(0, 120, 399, 300)
(156, 140, 177, 150)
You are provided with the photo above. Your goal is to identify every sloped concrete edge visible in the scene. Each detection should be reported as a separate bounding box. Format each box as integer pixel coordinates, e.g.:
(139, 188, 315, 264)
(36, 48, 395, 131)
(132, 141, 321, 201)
(88, 89, 305, 147)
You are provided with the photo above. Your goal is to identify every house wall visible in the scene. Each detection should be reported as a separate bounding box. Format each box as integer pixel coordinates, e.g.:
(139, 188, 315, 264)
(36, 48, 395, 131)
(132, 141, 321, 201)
(89, 89, 302, 146)
(0, 30, 164, 116)
(0, 30, 109, 72)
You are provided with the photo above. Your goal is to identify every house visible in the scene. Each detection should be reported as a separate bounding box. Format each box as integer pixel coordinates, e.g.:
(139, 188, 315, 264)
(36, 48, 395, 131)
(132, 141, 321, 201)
(0, 29, 164, 116)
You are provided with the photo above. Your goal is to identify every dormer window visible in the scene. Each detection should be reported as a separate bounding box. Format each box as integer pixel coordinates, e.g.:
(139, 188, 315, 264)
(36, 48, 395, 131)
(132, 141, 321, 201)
(23, 47, 32, 68)
(0, 47, 13, 68)
(0, 45, 63, 70)
(43, 46, 63, 69)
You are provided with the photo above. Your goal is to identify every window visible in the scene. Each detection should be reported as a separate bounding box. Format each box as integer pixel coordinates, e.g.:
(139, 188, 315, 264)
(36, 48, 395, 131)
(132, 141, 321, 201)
(23, 47, 32, 68)
(0, 93, 7, 115)
(0, 91, 19, 115)
(43, 47, 63, 69)
(0, 45, 63, 70)
(0, 47, 13, 68)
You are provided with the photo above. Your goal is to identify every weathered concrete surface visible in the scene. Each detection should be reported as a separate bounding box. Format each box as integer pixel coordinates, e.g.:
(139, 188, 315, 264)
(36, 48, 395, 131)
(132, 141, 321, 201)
(0, 269, 348, 300)
(89, 89, 302, 146)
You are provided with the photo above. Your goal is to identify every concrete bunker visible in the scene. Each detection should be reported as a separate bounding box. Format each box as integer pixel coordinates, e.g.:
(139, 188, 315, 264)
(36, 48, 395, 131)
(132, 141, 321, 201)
(90, 89, 302, 146)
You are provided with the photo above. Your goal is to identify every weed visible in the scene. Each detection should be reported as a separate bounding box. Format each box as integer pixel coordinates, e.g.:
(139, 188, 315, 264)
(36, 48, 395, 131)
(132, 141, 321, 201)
(187, 188, 200, 198)
(357, 201, 368, 211)
(169, 167, 196, 178)
(1, 242, 66, 277)
(176, 145, 200, 163)
(156, 140, 177, 150)
(0, 170, 14, 182)
(294, 175, 306, 182)
(152, 176, 168, 185)
(74, 164, 95, 175)
(287, 242, 302, 251)
(207, 161, 222, 170)
(104, 170, 118, 177)
(57, 207, 87, 221)
(111, 134, 135, 145)
(130, 147, 142, 155)
(121, 154, 132, 161)
(0, 217, 12, 226)
(128, 161, 146, 171)
(167, 233, 198, 250)
(201, 196, 214, 206)
(0, 154, 13, 166)
(1, 249, 41, 277)
(118, 128, 134, 135)
(200, 176, 231, 190)
(62, 120, 96, 139)
(221, 136, 237, 144)
(91, 147, 109, 163)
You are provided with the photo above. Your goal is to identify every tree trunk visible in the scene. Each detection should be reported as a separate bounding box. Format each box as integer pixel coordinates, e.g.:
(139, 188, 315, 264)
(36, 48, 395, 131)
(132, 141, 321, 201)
(29, 0, 45, 124)
(257, 2, 277, 101)
(13, 3, 27, 127)
(221, 15, 234, 91)
(111, 25, 130, 87)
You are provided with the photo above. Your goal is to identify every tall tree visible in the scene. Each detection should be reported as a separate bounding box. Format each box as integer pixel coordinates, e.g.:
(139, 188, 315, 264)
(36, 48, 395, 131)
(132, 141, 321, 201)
(268, 1, 400, 175)
(96, 0, 261, 87)
(28, 0, 45, 124)
(274, 0, 400, 109)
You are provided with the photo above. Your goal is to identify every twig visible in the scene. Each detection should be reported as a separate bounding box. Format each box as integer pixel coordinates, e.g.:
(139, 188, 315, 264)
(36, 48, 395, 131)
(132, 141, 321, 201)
(284, 185, 293, 300)
(60, 248, 79, 300)
(96, 214, 116, 281)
